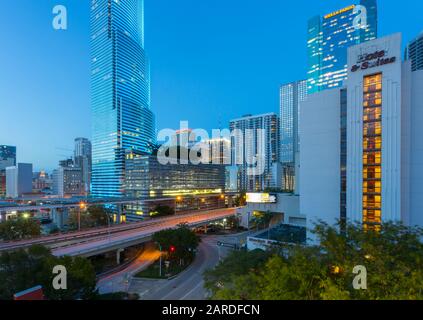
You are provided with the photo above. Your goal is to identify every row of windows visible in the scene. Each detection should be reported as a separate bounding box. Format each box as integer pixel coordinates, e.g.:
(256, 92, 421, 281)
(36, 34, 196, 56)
(362, 73, 383, 228)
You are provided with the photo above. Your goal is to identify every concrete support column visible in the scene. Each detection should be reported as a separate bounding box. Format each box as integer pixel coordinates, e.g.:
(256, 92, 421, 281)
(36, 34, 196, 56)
(116, 205, 122, 224)
(116, 248, 124, 265)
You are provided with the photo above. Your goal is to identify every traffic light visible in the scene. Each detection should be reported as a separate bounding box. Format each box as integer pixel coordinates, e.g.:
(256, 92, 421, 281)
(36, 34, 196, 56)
(170, 245, 176, 253)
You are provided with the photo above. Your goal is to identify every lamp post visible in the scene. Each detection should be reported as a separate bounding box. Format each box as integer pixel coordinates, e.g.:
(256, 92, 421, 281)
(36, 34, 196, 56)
(156, 242, 162, 277)
(78, 202, 88, 231)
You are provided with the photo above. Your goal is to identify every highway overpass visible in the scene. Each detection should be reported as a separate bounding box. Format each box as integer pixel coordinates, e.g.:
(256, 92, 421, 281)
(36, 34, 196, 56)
(0, 208, 237, 257)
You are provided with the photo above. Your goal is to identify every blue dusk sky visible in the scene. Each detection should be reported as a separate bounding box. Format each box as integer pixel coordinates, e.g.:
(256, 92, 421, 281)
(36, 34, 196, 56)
(0, 0, 422, 171)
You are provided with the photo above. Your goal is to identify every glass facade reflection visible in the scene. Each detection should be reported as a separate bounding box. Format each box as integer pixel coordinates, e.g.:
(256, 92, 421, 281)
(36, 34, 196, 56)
(280, 80, 307, 192)
(91, 0, 155, 198)
(125, 154, 225, 199)
(307, 0, 378, 94)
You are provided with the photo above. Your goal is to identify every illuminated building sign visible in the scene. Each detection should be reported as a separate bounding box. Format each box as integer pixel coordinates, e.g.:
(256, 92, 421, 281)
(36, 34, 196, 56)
(351, 50, 396, 72)
(246, 193, 277, 204)
(324, 5, 355, 19)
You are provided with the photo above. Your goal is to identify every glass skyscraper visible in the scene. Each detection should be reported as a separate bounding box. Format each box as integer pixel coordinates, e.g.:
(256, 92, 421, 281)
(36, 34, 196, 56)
(280, 80, 307, 192)
(0, 145, 16, 170)
(280, 80, 307, 164)
(91, 0, 155, 198)
(307, 0, 378, 94)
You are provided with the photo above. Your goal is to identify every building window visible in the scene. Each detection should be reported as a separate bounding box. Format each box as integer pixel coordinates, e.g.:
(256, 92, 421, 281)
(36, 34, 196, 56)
(363, 73, 382, 230)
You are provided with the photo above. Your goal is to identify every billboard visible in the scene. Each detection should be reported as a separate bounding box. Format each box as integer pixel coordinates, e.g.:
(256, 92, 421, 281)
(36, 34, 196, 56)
(246, 193, 277, 204)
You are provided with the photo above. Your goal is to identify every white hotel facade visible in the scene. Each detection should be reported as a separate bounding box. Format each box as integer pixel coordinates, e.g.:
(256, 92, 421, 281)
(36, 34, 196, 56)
(300, 33, 423, 233)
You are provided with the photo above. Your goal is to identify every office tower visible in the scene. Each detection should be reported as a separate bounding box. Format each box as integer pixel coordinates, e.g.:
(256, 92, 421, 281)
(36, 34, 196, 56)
(74, 138, 92, 195)
(307, 0, 378, 94)
(300, 33, 423, 237)
(0, 171, 6, 198)
(0, 145, 16, 197)
(74, 138, 91, 159)
(59, 159, 74, 168)
(405, 31, 423, 72)
(6, 163, 33, 198)
(52, 166, 84, 198)
(125, 153, 226, 221)
(280, 80, 307, 192)
(91, 0, 155, 198)
(0, 145, 16, 170)
(203, 138, 231, 165)
(230, 113, 280, 192)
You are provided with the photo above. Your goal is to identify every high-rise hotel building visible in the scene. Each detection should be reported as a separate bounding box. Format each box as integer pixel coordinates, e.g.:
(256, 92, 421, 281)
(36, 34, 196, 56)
(300, 33, 423, 234)
(91, 0, 155, 198)
(307, 0, 377, 94)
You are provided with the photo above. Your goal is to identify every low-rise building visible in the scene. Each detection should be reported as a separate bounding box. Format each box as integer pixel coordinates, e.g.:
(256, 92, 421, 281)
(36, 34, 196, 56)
(6, 163, 33, 198)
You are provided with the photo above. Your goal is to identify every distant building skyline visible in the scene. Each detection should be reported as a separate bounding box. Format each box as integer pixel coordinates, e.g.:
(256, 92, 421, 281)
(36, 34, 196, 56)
(1, 1, 423, 172)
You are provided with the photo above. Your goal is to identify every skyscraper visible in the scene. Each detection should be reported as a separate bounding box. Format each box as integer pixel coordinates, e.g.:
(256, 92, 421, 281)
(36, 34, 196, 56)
(230, 113, 280, 192)
(74, 138, 92, 195)
(91, 0, 155, 198)
(405, 31, 423, 72)
(280, 80, 307, 191)
(0, 145, 16, 170)
(307, 0, 378, 94)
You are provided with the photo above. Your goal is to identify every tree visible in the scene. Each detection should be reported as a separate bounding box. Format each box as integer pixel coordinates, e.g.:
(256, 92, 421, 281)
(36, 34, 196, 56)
(234, 192, 247, 207)
(0, 218, 41, 241)
(68, 205, 112, 230)
(205, 222, 423, 300)
(204, 249, 272, 299)
(251, 211, 273, 230)
(150, 205, 175, 217)
(152, 224, 200, 264)
(0, 245, 98, 300)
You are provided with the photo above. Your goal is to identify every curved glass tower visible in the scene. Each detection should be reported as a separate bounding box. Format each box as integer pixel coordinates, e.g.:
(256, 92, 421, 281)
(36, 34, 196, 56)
(91, 0, 155, 198)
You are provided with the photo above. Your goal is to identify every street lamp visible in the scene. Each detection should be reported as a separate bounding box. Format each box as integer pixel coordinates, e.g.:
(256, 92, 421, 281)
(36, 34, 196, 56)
(78, 202, 87, 231)
(156, 242, 163, 277)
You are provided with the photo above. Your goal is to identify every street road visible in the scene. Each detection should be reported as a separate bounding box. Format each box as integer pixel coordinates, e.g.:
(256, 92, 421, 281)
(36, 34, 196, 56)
(128, 231, 254, 300)
(97, 243, 161, 294)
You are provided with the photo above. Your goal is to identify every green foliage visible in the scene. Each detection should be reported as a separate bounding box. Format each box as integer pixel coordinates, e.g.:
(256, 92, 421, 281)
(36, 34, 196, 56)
(68, 205, 112, 230)
(225, 216, 240, 230)
(150, 205, 175, 217)
(205, 222, 423, 300)
(204, 249, 272, 298)
(234, 192, 247, 207)
(0, 245, 97, 300)
(0, 218, 41, 241)
(152, 224, 200, 263)
(251, 211, 273, 230)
